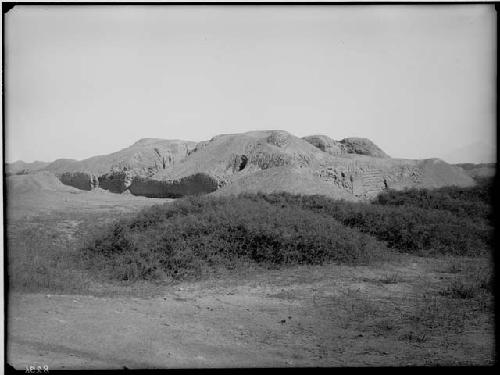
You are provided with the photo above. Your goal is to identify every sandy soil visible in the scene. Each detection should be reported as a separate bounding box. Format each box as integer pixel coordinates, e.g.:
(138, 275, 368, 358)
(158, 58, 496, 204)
(7, 258, 494, 369)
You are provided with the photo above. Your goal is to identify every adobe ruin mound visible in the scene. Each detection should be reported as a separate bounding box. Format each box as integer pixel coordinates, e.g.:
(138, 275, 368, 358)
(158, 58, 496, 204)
(148, 130, 473, 199)
(153, 130, 324, 184)
(43, 139, 196, 191)
(45, 138, 196, 176)
(28, 130, 476, 200)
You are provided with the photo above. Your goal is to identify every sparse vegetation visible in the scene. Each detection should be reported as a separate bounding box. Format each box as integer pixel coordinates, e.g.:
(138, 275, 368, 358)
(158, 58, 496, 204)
(439, 264, 493, 301)
(8, 217, 93, 292)
(7, 210, 143, 293)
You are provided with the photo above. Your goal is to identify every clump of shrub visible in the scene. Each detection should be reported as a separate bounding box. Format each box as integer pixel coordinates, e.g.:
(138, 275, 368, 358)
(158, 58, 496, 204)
(439, 262, 494, 301)
(81, 195, 388, 281)
(245, 192, 493, 257)
(373, 178, 494, 223)
(439, 280, 479, 300)
(82, 181, 493, 282)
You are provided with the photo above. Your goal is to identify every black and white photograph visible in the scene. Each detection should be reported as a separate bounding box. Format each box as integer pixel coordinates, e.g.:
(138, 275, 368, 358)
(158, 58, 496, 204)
(1, 1, 497, 369)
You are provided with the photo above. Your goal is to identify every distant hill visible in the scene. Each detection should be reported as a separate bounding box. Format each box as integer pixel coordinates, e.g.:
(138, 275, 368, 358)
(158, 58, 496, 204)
(455, 163, 496, 180)
(5, 160, 50, 176)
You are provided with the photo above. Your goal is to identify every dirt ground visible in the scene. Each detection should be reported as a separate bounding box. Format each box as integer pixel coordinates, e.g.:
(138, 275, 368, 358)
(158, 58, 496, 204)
(7, 258, 495, 369)
(5, 180, 495, 368)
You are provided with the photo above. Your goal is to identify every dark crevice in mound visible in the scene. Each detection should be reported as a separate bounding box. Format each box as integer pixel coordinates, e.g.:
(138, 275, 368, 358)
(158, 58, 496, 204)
(238, 155, 248, 171)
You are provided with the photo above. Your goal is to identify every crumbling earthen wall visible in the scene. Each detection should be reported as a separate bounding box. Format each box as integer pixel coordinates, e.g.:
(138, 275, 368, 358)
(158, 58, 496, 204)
(58, 172, 98, 191)
(129, 173, 219, 198)
(314, 162, 428, 198)
(98, 171, 134, 193)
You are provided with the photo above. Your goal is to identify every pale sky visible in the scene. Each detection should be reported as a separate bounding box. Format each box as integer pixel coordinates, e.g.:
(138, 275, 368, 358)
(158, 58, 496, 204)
(5, 5, 497, 164)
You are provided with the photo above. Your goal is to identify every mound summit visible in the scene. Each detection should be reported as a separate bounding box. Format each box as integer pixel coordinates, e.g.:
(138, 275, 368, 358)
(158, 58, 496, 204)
(8, 130, 475, 200)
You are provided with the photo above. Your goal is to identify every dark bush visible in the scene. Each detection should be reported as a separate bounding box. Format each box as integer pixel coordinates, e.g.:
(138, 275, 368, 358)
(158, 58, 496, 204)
(82, 182, 493, 282)
(81, 195, 388, 281)
(373, 178, 494, 223)
(244, 192, 493, 257)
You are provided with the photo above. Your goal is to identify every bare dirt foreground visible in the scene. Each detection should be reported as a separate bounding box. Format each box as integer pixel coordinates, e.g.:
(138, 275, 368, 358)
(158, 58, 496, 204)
(8, 257, 494, 369)
(5, 176, 495, 368)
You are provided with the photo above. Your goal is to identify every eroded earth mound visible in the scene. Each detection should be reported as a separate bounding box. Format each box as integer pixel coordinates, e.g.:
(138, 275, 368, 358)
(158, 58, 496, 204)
(39, 139, 196, 192)
(7, 171, 80, 195)
(44, 138, 196, 176)
(7, 130, 476, 200)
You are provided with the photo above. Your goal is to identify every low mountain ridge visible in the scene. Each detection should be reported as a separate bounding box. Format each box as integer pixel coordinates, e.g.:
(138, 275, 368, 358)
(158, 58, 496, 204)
(5, 160, 50, 176)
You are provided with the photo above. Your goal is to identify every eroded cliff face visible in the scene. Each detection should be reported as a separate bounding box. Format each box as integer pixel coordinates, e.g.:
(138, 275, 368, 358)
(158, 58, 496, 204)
(311, 158, 475, 199)
(313, 163, 391, 198)
(58, 172, 98, 191)
(54, 139, 196, 193)
(98, 171, 135, 193)
(129, 173, 220, 198)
